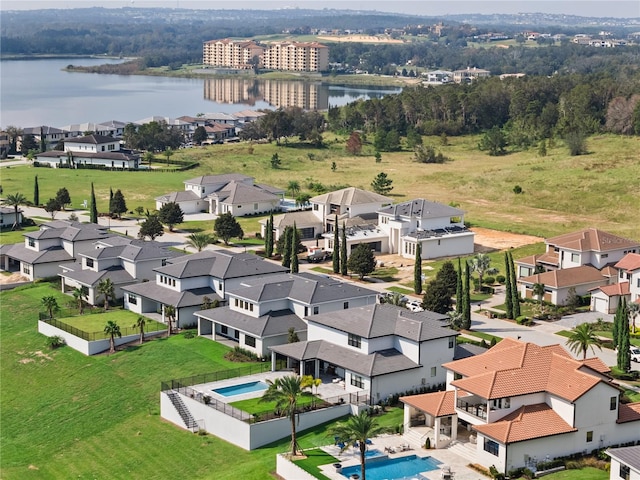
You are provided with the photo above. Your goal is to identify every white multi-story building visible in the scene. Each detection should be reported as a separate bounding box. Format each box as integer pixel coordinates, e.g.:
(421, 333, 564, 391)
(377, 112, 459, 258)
(203, 39, 264, 69)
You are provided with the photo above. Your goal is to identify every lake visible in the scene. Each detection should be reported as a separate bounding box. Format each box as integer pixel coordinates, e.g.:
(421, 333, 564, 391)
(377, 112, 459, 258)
(0, 58, 402, 128)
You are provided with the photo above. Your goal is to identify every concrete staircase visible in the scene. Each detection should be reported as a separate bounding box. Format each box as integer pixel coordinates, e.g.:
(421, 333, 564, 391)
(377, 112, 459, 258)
(404, 428, 430, 448)
(446, 440, 477, 464)
(166, 391, 199, 432)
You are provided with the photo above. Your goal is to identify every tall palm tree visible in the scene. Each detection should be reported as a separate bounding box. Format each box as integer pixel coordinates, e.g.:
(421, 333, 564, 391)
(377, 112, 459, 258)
(628, 302, 640, 334)
(469, 253, 498, 292)
(2, 192, 26, 230)
(72, 287, 87, 314)
(164, 305, 176, 335)
(104, 320, 122, 353)
(186, 232, 214, 252)
(327, 411, 388, 480)
(259, 375, 313, 456)
(532, 282, 546, 304)
(96, 278, 115, 311)
(287, 180, 300, 198)
(566, 322, 603, 360)
(41, 295, 60, 319)
(133, 316, 146, 345)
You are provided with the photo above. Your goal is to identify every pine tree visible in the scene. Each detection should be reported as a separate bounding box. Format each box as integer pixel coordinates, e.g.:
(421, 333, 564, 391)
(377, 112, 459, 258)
(504, 252, 513, 319)
(509, 252, 521, 318)
(462, 261, 471, 330)
(455, 258, 463, 314)
(89, 182, 98, 224)
(109, 189, 127, 219)
(340, 222, 348, 276)
(33, 175, 39, 206)
(414, 243, 422, 295)
(290, 222, 299, 273)
(282, 226, 292, 268)
(264, 214, 274, 258)
(332, 215, 340, 274)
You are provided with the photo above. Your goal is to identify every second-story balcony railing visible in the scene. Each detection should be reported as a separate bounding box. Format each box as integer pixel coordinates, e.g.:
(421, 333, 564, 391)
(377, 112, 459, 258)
(456, 399, 487, 420)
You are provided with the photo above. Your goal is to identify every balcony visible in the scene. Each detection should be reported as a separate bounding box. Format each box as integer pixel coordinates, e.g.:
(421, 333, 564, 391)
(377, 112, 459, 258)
(456, 399, 487, 420)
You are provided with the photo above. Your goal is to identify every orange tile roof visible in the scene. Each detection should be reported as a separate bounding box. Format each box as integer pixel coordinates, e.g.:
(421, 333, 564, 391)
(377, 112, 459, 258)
(518, 265, 604, 288)
(515, 255, 538, 266)
(515, 252, 559, 267)
(546, 228, 639, 253)
(615, 253, 640, 272)
(400, 390, 456, 418)
(580, 358, 611, 374)
(445, 338, 610, 401)
(591, 282, 630, 297)
(617, 403, 640, 423)
(600, 265, 618, 278)
(473, 404, 577, 443)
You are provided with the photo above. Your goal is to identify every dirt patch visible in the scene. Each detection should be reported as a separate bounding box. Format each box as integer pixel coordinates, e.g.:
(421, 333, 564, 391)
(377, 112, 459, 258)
(19, 358, 35, 364)
(471, 227, 543, 252)
(33, 350, 54, 361)
(0, 272, 28, 284)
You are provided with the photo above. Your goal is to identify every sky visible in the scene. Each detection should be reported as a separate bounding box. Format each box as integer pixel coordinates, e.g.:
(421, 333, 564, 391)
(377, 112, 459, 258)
(2, 0, 639, 18)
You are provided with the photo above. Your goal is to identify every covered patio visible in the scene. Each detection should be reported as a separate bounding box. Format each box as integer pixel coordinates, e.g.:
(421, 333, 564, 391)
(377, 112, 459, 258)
(400, 390, 461, 449)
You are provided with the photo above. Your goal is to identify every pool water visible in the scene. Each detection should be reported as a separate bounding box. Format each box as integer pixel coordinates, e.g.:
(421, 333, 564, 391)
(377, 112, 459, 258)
(364, 449, 385, 458)
(341, 455, 441, 480)
(212, 381, 268, 397)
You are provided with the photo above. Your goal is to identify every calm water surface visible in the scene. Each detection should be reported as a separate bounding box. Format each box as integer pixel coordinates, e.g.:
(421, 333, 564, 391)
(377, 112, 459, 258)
(0, 58, 401, 128)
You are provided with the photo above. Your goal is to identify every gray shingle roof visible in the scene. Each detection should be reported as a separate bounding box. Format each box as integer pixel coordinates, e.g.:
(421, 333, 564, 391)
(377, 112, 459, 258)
(378, 198, 464, 219)
(4, 244, 73, 265)
(184, 174, 253, 186)
(607, 446, 640, 471)
(66, 134, 120, 144)
(196, 307, 306, 338)
(26, 221, 110, 242)
(310, 187, 392, 206)
(263, 210, 322, 229)
(59, 264, 135, 287)
(122, 282, 221, 308)
(155, 190, 200, 203)
(212, 181, 279, 204)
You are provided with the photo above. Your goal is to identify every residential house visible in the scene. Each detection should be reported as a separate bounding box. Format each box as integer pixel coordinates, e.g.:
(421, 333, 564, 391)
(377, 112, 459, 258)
(34, 134, 140, 169)
(400, 338, 640, 475)
(422, 70, 453, 85)
(518, 265, 608, 305)
(452, 67, 490, 83)
(269, 303, 458, 401)
(155, 173, 284, 216)
(607, 445, 640, 480)
(0, 206, 23, 229)
(134, 116, 192, 136)
(122, 250, 289, 329)
(61, 120, 127, 139)
(21, 126, 70, 151)
(59, 236, 182, 306)
(0, 131, 10, 157)
(591, 253, 640, 313)
(0, 221, 110, 281)
(196, 272, 378, 357)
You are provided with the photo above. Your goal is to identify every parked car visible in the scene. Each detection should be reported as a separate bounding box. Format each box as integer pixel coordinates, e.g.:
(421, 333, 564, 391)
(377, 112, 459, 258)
(406, 299, 424, 312)
(630, 346, 640, 363)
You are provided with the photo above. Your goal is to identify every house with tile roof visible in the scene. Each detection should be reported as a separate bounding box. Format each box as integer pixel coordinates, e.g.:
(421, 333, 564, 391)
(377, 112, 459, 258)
(400, 338, 640, 474)
(59, 237, 182, 306)
(195, 272, 378, 357)
(518, 265, 609, 305)
(0, 221, 110, 281)
(269, 303, 458, 400)
(155, 173, 284, 216)
(591, 253, 640, 313)
(607, 445, 640, 480)
(34, 134, 140, 169)
(122, 250, 289, 329)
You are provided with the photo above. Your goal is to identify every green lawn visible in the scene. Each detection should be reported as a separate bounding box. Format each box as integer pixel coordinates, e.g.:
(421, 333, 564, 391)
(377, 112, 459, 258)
(0, 225, 40, 245)
(463, 331, 502, 344)
(55, 310, 166, 339)
(542, 467, 608, 480)
(230, 393, 320, 415)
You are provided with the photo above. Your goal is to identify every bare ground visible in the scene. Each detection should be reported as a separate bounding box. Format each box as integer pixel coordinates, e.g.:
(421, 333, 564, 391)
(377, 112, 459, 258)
(0, 272, 28, 284)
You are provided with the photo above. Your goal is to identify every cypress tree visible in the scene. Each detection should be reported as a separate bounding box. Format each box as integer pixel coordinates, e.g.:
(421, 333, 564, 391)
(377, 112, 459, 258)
(612, 300, 621, 349)
(509, 252, 521, 318)
(618, 298, 630, 372)
(89, 182, 98, 224)
(462, 261, 471, 329)
(340, 222, 348, 276)
(414, 243, 422, 295)
(290, 222, 299, 273)
(264, 214, 273, 258)
(109, 187, 114, 215)
(282, 226, 292, 268)
(456, 258, 463, 314)
(33, 175, 39, 206)
(332, 215, 340, 274)
(504, 252, 513, 319)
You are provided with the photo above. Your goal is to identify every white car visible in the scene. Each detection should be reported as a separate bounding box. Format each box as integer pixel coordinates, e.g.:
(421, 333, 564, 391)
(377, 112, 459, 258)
(630, 347, 640, 363)
(406, 300, 424, 312)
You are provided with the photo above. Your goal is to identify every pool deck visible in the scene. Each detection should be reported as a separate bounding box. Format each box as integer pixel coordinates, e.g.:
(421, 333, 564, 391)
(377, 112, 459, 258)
(189, 371, 292, 403)
(318, 434, 484, 480)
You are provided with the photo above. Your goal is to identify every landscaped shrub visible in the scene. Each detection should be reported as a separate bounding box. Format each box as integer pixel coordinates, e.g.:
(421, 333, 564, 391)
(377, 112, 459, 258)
(183, 330, 195, 339)
(224, 346, 260, 362)
(46, 335, 66, 350)
(496, 275, 506, 284)
(483, 276, 496, 285)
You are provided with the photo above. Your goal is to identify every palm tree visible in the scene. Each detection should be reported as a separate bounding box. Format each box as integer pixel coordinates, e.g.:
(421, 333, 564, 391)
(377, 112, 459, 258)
(96, 278, 114, 311)
(628, 302, 640, 334)
(384, 292, 408, 308)
(164, 305, 176, 335)
(287, 180, 300, 198)
(164, 147, 173, 165)
(327, 411, 388, 480)
(2, 192, 26, 230)
(186, 232, 214, 252)
(259, 375, 313, 456)
(72, 287, 87, 314)
(104, 320, 122, 353)
(533, 282, 546, 304)
(566, 323, 603, 360)
(469, 253, 498, 292)
(133, 316, 146, 345)
(41, 295, 59, 319)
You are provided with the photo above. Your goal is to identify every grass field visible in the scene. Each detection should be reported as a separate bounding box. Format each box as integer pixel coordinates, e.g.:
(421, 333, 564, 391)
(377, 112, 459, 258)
(57, 310, 166, 339)
(542, 467, 608, 480)
(2, 133, 638, 240)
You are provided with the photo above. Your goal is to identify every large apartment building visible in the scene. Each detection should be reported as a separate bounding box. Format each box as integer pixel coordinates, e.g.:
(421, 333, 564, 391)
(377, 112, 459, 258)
(203, 39, 329, 73)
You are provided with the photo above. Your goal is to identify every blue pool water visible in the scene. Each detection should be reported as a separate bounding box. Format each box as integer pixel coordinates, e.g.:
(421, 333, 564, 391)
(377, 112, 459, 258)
(212, 381, 268, 397)
(364, 449, 385, 458)
(341, 455, 441, 480)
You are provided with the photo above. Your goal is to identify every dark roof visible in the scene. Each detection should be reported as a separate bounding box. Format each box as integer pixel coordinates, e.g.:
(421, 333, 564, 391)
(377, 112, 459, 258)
(270, 340, 421, 377)
(607, 446, 640, 471)
(378, 198, 464, 219)
(184, 174, 253, 186)
(122, 282, 221, 308)
(36, 150, 138, 161)
(26, 221, 110, 242)
(196, 307, 306, 338)
(308, 303, 454, 342)
(81, 241, 180, 262)
(155, 250, 288, 280)
(59, 264, 135, 287)
(404, 225, 472, 240)
(66, 134, 118, 144)
(3, 244, 73, 265)
(454, 343, 488, 360)
(155, 190, 200, 203)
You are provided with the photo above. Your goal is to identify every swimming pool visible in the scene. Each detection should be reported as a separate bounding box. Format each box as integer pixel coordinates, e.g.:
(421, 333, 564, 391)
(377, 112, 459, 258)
(212, 381, 268, 397)
(341, 454, 441, 480)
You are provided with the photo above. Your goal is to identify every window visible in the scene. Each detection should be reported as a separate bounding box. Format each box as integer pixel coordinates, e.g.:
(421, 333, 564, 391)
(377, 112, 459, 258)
(430, 366, 437, 377)
(343, 302, 349, 309)
(348, 333, 361, 348)
(351, 374, 364, 389)
(254, 203, 258, 210)
(571, 253, 579, 262)
(128, 294, 137, 305)
(313, 204, 319, 211)
(620, 464, 630, 480)
(220, 325, 228, 335)
(235, 298, 239, 307)
(86, 258, 94, 268)
(586, 431, 593, 442)
(601, 254, 608, 259)
(245, 335, 256, 348)
(28, 238, 35, 247)
(23, 265, 30, 275)
(304, 307, 309, 316)
(484, 439, 499, 456)
(610, 396, 617, 411)
(234, 329, 239, 339)
(313, 306, 319, 315)
(448, 337, 455, 349)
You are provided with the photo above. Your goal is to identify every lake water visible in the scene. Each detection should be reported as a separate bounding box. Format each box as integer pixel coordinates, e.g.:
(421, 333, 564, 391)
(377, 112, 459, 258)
(0, 58, 402, 128)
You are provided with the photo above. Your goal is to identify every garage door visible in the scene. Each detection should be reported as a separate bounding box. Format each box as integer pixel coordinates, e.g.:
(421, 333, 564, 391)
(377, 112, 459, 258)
(592, 296, 609, 314)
